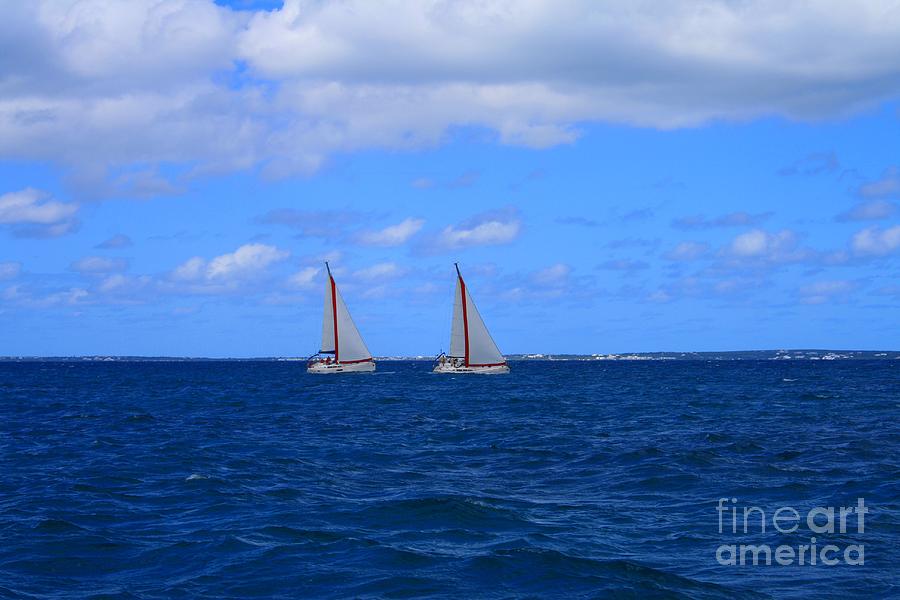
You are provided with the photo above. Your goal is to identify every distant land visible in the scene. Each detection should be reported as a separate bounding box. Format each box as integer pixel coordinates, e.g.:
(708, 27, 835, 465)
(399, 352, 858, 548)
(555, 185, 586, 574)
(1, 350, 898, 362)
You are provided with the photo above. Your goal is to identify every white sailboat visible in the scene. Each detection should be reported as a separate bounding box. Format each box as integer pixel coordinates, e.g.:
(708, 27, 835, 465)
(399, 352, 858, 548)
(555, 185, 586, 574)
(433, 263, 509, 374)
(307, 262, 375, 373)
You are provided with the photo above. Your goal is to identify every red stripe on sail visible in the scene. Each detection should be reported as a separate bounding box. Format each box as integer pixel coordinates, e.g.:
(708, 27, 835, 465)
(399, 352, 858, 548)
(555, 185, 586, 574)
(338, 358, 375, 364)
(459, 275, 470, 367)
(331, 276, 339, 362)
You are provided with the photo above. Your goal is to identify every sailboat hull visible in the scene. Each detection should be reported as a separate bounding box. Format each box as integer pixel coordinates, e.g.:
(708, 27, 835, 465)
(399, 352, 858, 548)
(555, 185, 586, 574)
(307, 360, 376, 374)
(433, 362, 509, 375)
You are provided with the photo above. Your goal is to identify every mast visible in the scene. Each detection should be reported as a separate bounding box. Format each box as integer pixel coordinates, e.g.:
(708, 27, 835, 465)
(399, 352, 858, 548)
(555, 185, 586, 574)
(455, 262, 470, 367)
(327, 261, 339, 362)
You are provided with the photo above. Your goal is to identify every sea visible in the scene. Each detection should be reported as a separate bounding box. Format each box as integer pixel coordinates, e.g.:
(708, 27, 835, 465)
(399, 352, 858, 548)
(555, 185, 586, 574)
(0, 360, 897, 599)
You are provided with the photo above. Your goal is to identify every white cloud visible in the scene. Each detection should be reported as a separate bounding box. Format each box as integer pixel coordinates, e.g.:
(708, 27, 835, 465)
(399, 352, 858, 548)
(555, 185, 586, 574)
(532, 263, 572, 285)
(208, 244, 288, 279)
(357, 218, 424, 246)
(50, 288, 89, 306)
(0, 188, 75, 224)
(730, 230, 769, 257)
(172, 243, 290, 283)
(851, 225, 900, 256)
(172, 256, 207, 281)
(71, 256, 128, 274)
(353, 262, 405, 281)
(726, 229, 807, 263)
(5, 1, 900, 189)
(0, 188, 79, 236)
(3, 285, 89, 308)
(665, 241, 709, 261)
(287, 266, 319, 290)
(240, 1, 900, 130)
(428, 208, 522, 252)
(0, 261, 22, 280)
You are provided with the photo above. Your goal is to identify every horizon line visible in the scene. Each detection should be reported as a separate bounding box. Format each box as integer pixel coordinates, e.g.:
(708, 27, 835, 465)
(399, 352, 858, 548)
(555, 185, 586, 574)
(1, 349, 898, 361)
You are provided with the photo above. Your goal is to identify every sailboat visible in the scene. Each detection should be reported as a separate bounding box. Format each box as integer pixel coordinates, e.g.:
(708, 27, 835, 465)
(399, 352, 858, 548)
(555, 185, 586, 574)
(433, 263, 510, 374)
(307, 262, 375, 373)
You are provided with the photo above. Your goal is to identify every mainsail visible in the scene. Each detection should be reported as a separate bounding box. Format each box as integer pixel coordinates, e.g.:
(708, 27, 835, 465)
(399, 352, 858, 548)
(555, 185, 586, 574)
(448, 264, 506, 367)
(320, 264, 373, 363)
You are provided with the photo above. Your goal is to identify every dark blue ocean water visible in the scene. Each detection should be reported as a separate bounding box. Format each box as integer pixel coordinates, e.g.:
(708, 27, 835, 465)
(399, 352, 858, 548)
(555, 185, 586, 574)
(1, 360, 898, 599)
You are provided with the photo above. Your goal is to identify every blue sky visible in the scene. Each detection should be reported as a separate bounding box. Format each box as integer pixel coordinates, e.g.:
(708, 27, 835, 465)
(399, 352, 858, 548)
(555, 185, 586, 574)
(1, 1, 899, 357)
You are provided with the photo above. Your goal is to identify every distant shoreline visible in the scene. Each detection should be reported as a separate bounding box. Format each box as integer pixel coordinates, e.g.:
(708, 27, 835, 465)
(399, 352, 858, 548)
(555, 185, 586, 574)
(1, 350, 898, 362)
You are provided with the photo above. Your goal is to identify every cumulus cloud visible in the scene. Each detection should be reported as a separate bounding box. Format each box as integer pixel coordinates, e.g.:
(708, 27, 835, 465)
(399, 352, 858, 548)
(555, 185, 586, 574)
(70, 256, 128, 274)
(357, 218, 424, 246)
(209, 244, 288, 280)
(0, 188, 79, 237)
(0, 1, 248, 193)
(851, 225, 900, 256)
(424, 208, 522, 252)
(726, 229, 809, 264)
(240, 1, 900, 128)
(172, 243, 289, 284)
(4, 1, 900, 190)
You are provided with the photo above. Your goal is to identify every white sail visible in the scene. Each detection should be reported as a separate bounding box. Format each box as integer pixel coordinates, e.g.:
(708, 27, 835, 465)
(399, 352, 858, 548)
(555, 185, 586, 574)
(319, 268, 372, 363)
(448, 268, 505, 366)
(449, 278, 466, 358)
(320, 276, 335, 353)
(463, 286, 504, 365)
(333, 283, 372, 362)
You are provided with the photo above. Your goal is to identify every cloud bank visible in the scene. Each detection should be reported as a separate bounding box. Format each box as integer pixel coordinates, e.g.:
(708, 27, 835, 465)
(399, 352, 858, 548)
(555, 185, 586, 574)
(4, 1, 900, 192)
